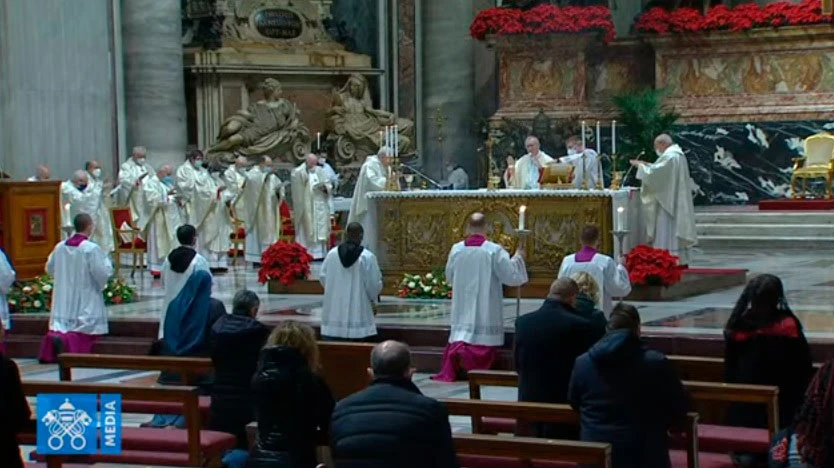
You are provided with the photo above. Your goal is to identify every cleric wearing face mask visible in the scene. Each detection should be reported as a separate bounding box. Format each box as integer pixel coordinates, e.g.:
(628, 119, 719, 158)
(558, 135, 600, 190)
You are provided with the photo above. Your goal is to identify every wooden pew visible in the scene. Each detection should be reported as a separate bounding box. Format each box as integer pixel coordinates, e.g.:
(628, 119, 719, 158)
(20, 381, 236, 467)
(468, 370, 778, 457)
(668, 355, 822, 383)
(453, 433, 612, 468)
(318, 342, 374, 400)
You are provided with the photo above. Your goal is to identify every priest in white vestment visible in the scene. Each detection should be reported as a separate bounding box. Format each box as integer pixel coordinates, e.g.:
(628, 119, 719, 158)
(141, 164, 181, 277)
(174, 149, 207, 226)
(559, 135, 600, 189)
(291, 154, 333, 259)
(85, 160, 114, 254)
(61, 171, 104, 240)
(557, 224, 631, 314)
(347, 147, 391, 248)
(631, 134, 698, 265)
(116, 146, 151, 218)
(159, 224, 211, 340)
(318, 152, 339, 213)
(224, 156, 249, 227)
(196, 170, 233, 270)
(513, 136, 554, 190)
(319, 222, 383, 341)
(242, 156, 284, 265)
(27, 164, 51, 182)
(433, 213, 528, 382)
(38, 214, 113, 363)
(0, 250, 15, 337)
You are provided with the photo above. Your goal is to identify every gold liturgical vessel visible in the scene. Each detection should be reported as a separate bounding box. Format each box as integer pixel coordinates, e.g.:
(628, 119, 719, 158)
(540, 162, 575, 189)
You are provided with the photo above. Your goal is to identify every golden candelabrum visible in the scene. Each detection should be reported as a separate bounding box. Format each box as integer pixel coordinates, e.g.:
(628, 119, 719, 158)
(609, 154, 623, 190)
(385, 156, 402, 191)
(486, 137, 501, 190)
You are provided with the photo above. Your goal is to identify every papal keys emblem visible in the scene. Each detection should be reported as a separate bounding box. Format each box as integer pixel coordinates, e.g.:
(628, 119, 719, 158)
(41, 398, 94, 451)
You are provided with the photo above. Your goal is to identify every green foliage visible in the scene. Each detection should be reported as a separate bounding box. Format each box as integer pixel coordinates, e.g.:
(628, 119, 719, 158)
(611, 89, 679, 169)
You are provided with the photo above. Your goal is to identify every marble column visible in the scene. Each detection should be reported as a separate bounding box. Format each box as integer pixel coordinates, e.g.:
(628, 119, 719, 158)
(122, 0, 187, 169)
(421, 0, 478, 182)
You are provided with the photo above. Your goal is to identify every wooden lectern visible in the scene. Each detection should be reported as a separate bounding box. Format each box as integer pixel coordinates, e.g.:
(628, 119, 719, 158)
(0, 181, 61, 279)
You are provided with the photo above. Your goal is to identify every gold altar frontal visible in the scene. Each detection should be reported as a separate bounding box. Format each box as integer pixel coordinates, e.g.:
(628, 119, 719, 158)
(370, 190, 619, 298)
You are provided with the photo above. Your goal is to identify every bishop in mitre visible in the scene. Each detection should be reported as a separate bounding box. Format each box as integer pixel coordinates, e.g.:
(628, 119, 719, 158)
(630, 134, 698, 265)
(140, 164, 181, 277)
(61, 171, 109, 245)
(291, 154, 333, 259)
(243, 156, 284, 265)
(513, 136, 554, 190)
(433, 213, 528, 382)
(347, 146, 391, 248)
(84, 160, 114, 254)
(559, 135, 600, 189)
(116, 146, 151, 219)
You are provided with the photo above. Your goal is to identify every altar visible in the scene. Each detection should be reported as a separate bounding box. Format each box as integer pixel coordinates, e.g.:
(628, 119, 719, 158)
(367, 189, 644, 296)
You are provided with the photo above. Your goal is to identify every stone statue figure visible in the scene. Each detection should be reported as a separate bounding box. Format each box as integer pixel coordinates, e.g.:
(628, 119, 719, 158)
(327, 73, 414, 162)
(206, 78, 310, 167)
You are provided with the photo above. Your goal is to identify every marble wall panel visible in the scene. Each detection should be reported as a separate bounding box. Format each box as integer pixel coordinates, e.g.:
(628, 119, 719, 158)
(397, 0, 416, 122)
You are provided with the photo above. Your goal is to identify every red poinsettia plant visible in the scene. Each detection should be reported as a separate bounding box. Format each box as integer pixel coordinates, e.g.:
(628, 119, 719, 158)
(635, 0, 832, 35)
(257, 241, 313, 286)
(470, 4, 616, 43)
(624, 244, 683, 287)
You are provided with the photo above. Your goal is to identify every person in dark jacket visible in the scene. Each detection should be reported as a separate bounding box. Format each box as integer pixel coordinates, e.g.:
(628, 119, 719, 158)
(248, 321, 335, 468)
(0, 328, 30, 468)
(209, 289, 270, 449)
(514, 278, 606, 438)
(568, 303, 688, 468)
(330, 340, 458, 468)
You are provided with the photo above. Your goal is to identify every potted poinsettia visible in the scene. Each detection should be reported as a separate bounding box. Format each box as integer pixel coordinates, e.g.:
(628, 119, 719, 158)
(258, 241, 316, 294)
(623, 244, 685, 301)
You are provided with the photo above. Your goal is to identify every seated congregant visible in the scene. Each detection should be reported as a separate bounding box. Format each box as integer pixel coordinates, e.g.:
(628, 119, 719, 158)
(158, 224, 210, 342)
(433, 213, 528, 382)
(558, 224, 631, 315)
(248, 321, 335, 467)
(319, 222, 383, 342)
(38, 213, 113, 363)
(568, 303, 688, 468)
(0, 249, 15, 353)
(515, 278, 605, 439)
(724, 274, 813, 466)
(330, 341, 458, 468)
(570, 272, 608, 325)
(0, 329, 30, 468)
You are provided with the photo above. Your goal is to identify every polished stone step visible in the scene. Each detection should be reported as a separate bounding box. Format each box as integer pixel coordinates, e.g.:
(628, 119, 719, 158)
(696, 235, 834, 250)
(697, 223, 834, 237)
(695, 211, 834, 225)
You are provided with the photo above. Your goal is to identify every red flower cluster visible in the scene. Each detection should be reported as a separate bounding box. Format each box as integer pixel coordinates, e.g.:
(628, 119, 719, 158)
(635, 0, 832, 34)
(624, 244, 683, 287)
(470, 4, 616, 43)
(257, 241, 313, 286)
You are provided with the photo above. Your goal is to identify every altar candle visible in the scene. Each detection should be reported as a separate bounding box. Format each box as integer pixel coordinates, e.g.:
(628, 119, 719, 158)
(385, 126, 390, 150)
(596, 121, 601, 154)
(519, 205, 527, 231)
(581, 121, 586, 149)
(611, 120, 617, 155)
(316, 132, 321, 150)
(616, 206, 625, 231)
(394, 125, 398, 157)
(63, 203, 71, 226)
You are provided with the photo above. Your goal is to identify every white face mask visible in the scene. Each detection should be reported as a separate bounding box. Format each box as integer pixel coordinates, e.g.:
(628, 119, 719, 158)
(137, 157, 146, 165)
(92, 168, 102, 178)
(655, 149, 663, 157)
(567, 148, 577, 155)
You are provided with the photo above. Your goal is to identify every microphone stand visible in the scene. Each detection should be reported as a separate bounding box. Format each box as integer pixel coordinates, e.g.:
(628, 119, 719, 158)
(400, 162, 444, 189)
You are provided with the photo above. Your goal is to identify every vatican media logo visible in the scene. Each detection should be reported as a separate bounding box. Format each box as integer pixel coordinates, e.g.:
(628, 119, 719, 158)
(36, 394, 122, 455)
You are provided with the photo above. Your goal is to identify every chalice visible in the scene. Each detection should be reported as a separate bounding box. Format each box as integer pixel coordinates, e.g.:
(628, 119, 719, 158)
(405, 174, 415, 191)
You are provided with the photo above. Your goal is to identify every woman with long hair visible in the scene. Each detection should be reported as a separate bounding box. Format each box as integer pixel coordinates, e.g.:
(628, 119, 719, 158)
(724, 275, 813, 465)
(248, 321, 335, 468)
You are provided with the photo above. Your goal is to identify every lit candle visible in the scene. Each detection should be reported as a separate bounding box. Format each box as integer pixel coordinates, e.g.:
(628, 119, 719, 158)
(596, 121, 601, 154)
(394, 125, 398, 157)
(581, 121, 586, 149)
(617, 206, 625, 231)
(379, 130, 384, 147)
(519, 205, 527, 231)
(385, 126, 390, 150)
(63, 203, 71, 227)
(611, 120, 617, 155)
(316, 132, 321, 150)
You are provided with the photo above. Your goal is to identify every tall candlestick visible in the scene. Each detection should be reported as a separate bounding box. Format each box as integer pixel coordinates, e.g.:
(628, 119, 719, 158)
(379, 130, 384, 147)
(385, 126, 390, 150)
(611, 120, 617, 155)
(316, 132, 321, 151)
(596, 121, 601, 154)
(394, 125, 398, 157)
(519, 205, 527, 231)
(616, 206, 626, 231)
(581, 121, 586, 149)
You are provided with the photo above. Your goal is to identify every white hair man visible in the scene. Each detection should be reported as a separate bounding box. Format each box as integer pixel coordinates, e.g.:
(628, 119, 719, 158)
(141, 163, 182, 277)
(559, 135, 600, 189)
(242, 156, 284, 265)
(27, 164, 51, 181)
(291, 153, 333, 259)
(117, 146, 151, 216)
(347, 146, 391, 247)
(513, 136, 554, 190)
(629, 134, 698, 265)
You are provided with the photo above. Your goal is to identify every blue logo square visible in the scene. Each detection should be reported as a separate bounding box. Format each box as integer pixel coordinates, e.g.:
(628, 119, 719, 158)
(37, 394, 97, 455)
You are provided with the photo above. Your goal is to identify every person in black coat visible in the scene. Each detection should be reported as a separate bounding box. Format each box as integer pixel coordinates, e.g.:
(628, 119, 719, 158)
(568, 303, 688, 468)
(330, 340, 458, 468)
(248, 321, 335, 468)
(514, 278, 606, 438)
(0, 339, 30, 468)
(208, 289, 270, 449)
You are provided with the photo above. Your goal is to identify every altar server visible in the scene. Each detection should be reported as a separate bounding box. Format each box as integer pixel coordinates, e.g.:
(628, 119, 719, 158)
(39, 214, 113, 363)
(141, 164, 181, 277)
(291, 154, 333, 259)
(559, 135, 600, 189)
(513, 136, 554, 190)
(159, 224, 210, 340)
(243, 156, 284, 265)
(630, 134, 698, 265)
(0, 250, 15, 333)
(347, 147, 390, 246)
(117, 146, 151, 217)
(433, 213, 528, 382)
(319, 222, 383, 341)
(84, 160, 114, 253)
(558, 224, 631, 314)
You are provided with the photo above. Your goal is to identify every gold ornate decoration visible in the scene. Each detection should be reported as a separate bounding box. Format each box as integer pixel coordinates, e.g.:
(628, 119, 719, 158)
(541, 163, 575, 189)
(791, 132, 834, 199)
(486, 138, 501, 190)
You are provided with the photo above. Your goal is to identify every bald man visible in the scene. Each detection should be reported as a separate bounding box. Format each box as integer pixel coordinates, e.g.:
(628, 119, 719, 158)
(513, 136, 554, 190)
(141, 164, 182, 277)
(291, 153, 332, 259)
(27, 164, 51, 181)
(242, 156, 284, 265)
(514, 278, 606, 439)
(630, 134, 697, 265)
(433, 213, 528, 382)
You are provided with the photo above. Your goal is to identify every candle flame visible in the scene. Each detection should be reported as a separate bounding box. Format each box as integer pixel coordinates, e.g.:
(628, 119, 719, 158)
(617, 206, 624, 213)
(519, 205, 526, 213)
(64, 203, 71, 210)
